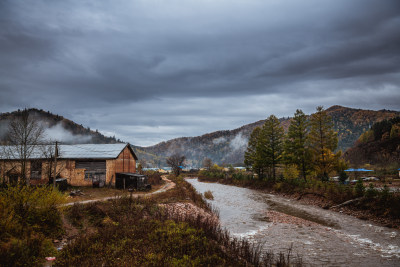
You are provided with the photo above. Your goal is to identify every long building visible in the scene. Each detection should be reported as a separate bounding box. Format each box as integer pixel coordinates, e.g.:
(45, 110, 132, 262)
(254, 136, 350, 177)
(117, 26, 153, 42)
(0, 143, 137, 187)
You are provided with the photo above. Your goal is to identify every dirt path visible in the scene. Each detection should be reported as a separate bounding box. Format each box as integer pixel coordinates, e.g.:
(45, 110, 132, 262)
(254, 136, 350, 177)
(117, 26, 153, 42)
(63, 175, 175, 206)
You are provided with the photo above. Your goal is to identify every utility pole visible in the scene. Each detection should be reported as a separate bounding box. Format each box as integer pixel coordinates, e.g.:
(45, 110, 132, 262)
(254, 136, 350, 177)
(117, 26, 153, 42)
(53, 141, 58, 189)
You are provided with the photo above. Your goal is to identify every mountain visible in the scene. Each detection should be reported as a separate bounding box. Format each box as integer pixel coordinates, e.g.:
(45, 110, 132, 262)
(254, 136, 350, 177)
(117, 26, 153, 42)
(2, 106, 399, 167)
(0, 108, 160, 164)
(138, 106, 400, 167)
(344, 116, 400, 166)
(0, 108, 120, 144)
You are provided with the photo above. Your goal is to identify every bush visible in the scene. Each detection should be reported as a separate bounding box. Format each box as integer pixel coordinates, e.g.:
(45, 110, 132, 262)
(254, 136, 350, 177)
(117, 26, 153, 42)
(203, 190, 214, 200)
(0, 185, 66, 266)
(339, 170, 348, 184)
(379, 185, 390, 203)
(144, 171, 163, 185)
(365, 183, 377, 199)
(0, 233, 56, 267)
(283, 165, 299, 180)
(354, 179, 365, 197)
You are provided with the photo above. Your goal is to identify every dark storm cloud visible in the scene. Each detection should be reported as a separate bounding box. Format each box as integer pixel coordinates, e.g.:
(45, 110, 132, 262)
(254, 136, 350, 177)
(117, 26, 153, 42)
(0, 0, 399, 145)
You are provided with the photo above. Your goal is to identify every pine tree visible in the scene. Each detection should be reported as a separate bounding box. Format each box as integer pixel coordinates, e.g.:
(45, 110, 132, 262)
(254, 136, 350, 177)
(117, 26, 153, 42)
(308, 106, 338, 181)
(244, 127, 263, 179)
(259, 115, 284, 181)
(284, 109, 311, 181)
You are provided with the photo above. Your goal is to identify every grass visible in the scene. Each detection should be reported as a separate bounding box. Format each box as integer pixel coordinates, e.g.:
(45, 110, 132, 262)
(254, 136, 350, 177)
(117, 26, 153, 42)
(65, 176, 166, 203)
(204, 190, 214, 200)
(0, 174, 303, 266)
(57, 175, 302, 266)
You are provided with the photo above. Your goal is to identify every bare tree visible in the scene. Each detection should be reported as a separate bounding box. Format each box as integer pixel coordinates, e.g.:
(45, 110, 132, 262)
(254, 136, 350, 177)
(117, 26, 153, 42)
(139, 159, 147, 168)
(203, 157, 213, 170)
(5, 109, 45, 186)
(166, 154, 185, 176)
(39, 143, 62, 188)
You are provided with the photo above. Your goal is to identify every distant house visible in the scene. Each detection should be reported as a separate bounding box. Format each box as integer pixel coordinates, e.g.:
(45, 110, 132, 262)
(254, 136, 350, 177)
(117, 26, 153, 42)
(0, 143, 137, 187)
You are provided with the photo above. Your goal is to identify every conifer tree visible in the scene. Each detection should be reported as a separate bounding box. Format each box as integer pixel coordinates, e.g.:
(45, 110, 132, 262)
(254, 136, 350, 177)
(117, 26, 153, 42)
(244, 127, 264, 179)
(284, 109, 311, 181)
(259, 115, 284, 181)
(308, 106, 338, 181)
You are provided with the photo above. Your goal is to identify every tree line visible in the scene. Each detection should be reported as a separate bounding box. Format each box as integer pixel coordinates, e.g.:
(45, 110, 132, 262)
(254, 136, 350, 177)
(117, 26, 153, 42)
(244, 106, 346, 182)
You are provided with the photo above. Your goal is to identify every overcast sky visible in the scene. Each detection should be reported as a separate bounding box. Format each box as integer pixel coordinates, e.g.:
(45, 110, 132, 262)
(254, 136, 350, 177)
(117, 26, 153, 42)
(1, 0, 399, 146)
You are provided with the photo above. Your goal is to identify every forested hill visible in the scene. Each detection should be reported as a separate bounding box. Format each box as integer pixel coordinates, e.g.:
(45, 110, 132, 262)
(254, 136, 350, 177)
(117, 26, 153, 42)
(1, 106, 399, 167)
(0, 109, 160, 163)
(138, 106, 400, 167)
(328, 105, 400, 151)
(0, 108, 120, 144)
(344, 117, 400, 165)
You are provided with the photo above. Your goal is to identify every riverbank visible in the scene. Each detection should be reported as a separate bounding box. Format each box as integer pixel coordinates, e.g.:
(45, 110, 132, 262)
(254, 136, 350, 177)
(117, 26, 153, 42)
(55, 176, 299, 266)
(275, 190, 400, 229)
(187, 178, 400, 267)
(197, 175, 400, 229)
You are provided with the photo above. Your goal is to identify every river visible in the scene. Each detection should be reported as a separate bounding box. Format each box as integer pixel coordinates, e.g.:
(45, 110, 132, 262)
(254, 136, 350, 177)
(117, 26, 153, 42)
(186, 178, 400, 267)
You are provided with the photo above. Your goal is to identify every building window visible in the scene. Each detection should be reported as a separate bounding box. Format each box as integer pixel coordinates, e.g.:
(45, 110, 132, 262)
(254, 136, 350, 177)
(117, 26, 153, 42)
(84, 171, 94, 180)
(30, 161, 42, 179)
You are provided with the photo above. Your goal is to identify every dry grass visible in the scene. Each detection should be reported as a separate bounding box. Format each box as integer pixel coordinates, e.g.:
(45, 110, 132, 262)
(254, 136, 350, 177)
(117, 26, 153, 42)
(58, 176, 303, 266)
(204, 190, 214, 200)
(65, 183, 166, 203)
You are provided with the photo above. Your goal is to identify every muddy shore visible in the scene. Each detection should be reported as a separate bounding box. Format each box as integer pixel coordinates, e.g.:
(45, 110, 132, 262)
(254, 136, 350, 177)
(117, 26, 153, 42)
(267, 190, 400, 229)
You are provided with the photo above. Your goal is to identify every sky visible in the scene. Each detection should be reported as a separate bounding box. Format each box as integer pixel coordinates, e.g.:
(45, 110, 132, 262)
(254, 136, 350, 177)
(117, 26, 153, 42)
(0, 0, 399, 146)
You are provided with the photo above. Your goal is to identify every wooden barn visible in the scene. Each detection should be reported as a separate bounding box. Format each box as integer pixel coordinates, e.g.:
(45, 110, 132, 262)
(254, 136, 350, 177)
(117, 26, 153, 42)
(0, 143, 138, 187)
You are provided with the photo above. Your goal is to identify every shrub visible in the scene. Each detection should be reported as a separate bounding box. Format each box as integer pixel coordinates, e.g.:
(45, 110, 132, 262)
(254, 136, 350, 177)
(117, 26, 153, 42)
(379, 185, 390, 203)
(0, 185, 66, 266)
(354, 179, 365, 197)
(339, 170, 348, 184)
(203, 190, 214, 200)
(0, 185, 66, 238)
(365, 183, 377, 199)
(283, 165, 299, 180)
(144, 171, 163, 185)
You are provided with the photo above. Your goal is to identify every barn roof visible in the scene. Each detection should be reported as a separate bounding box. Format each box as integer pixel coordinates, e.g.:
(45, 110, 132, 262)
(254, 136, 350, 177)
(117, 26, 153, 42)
(0, 143, 138, 160)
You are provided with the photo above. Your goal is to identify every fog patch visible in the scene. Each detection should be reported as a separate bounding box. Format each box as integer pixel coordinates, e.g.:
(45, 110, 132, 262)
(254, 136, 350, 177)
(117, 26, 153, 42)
(44, 123, 92, 144)
(229, 133, 248, 151)
(213, 137, 227, 144)
(0, 120, 9, 139)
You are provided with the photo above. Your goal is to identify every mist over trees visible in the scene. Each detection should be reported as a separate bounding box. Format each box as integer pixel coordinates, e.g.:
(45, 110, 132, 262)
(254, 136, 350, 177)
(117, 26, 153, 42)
(245, 106, 342, 181)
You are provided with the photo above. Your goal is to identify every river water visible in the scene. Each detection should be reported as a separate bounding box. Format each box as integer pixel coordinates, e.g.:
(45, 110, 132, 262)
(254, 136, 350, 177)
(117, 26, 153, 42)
(186, 178, 400, 267)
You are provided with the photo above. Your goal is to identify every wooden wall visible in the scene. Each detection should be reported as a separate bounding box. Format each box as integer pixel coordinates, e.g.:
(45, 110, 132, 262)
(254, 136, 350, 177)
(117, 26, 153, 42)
(0, 146, 137, 187)
(106, 146, 136, 186)
(115, 146, 136, 173)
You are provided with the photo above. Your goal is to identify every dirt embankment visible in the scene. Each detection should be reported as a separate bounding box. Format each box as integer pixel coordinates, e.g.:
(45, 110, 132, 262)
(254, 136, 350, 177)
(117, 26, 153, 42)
(271, 191, 400, 229)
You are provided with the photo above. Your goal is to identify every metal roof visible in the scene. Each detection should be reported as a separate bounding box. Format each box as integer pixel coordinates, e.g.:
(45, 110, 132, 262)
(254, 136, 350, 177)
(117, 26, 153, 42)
(344, 168, 373, 172)
(0, 143, 133, 160)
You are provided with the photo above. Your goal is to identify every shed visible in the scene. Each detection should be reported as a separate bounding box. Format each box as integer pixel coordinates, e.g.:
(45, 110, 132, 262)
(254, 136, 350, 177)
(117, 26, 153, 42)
(115, 173, 150, 190)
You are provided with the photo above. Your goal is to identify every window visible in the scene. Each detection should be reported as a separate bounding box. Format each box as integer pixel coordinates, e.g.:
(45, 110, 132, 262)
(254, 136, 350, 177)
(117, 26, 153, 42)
(84, 171, 93, 180)
(30, 161, 42, 179)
